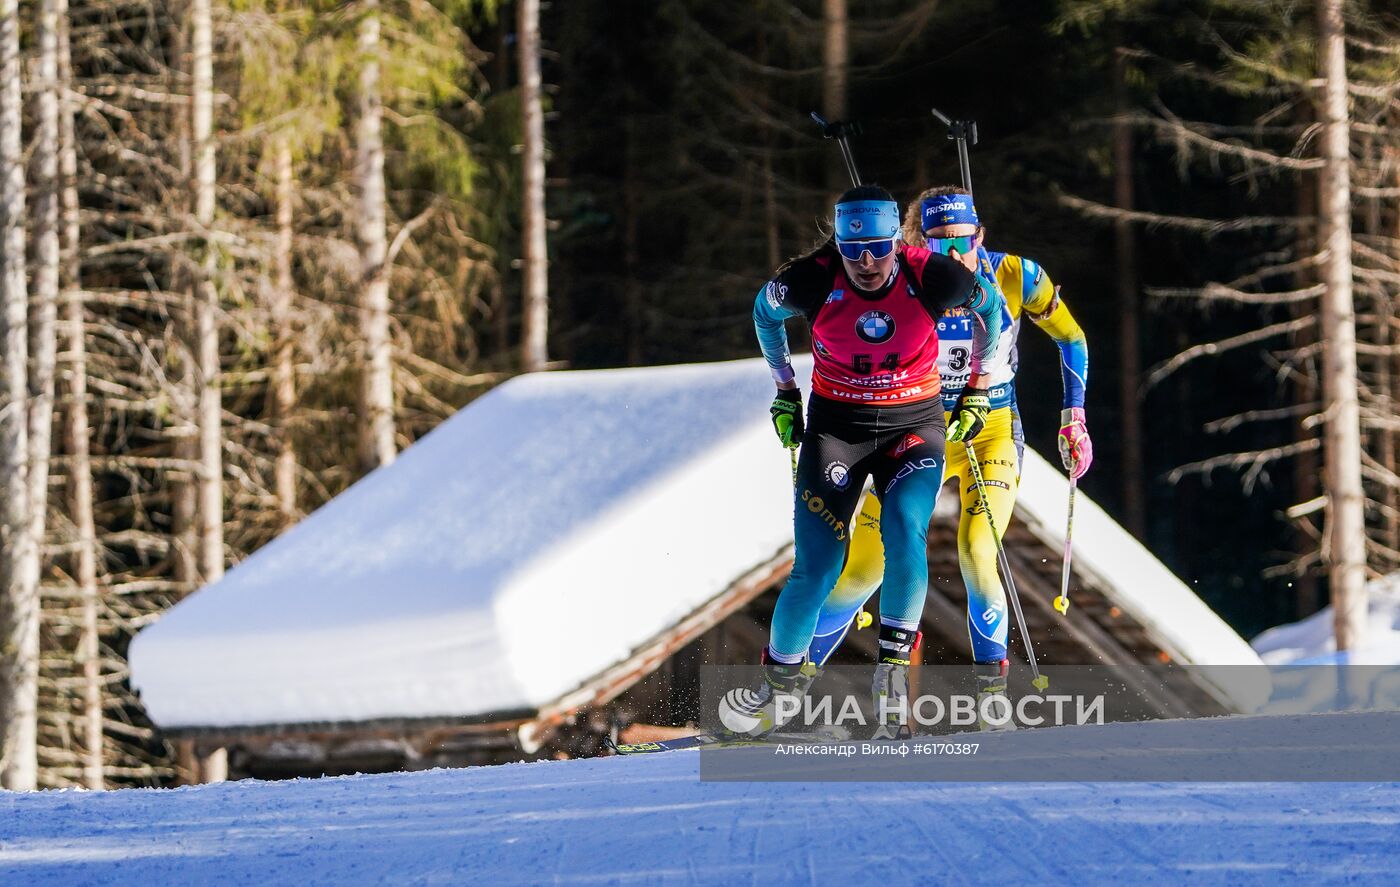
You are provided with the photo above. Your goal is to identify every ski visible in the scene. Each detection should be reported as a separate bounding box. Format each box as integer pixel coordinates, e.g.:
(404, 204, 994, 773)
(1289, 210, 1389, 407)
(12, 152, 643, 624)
(610, 733, 729, 755)
(610, 731, 825, 755)
(611, 726, 1006, 754)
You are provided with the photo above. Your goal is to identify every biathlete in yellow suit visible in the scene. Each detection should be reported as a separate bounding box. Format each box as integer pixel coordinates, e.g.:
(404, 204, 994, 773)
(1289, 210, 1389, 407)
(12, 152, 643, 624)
(803, 186, 1093, 711)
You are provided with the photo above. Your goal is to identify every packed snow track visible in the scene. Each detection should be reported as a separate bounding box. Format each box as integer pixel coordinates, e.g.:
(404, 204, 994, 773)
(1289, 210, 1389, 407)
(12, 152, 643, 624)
(2, 713, 1398, 885)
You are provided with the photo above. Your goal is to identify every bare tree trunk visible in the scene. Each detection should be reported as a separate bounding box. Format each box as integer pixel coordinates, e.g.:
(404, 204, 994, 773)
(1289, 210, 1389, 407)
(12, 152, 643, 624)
(30, 0, 61, 588)
(19, 0, 64, 792)
(169, 0, 197, 588)
(1386, 158, 1400, 563)
(192, 0, 223, 584)
(273, 140, 296, 518)
(191, 0, 226, 781)
(0, 0, 36, 791)
(58, 0, 99, 789)
(1113, 45, 1146, 539)
(1317, 0, 1366, 650)
(518, 0, 549, 372)
(355, 0, 395, 469)
(170, 441, 198, 585)
(822, 0, 848, 192)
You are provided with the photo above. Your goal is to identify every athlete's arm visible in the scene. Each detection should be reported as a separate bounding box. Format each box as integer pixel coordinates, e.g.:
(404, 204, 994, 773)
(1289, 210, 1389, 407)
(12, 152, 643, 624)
(1020, 259, 1088, 410)
(1020, 258, 1092, 478)
(966, 248, 1004, 390)
(753, 287, 802, 387)
(752, 256, 831, 386)
(958, 268, 1005, 376)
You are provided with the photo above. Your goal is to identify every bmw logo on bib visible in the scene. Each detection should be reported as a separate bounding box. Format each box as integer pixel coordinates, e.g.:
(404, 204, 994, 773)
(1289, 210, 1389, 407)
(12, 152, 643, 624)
(856, 310, 895, 344)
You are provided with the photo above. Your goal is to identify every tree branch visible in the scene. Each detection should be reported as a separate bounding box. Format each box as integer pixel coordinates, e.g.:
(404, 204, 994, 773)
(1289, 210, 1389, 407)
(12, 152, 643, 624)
(1146, 315, 1316, 388)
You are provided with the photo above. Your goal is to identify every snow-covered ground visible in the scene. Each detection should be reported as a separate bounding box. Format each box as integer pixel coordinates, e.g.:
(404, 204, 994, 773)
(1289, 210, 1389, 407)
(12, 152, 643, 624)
(3, 714, 1398, 885)
(1254, 573, 1400, 665)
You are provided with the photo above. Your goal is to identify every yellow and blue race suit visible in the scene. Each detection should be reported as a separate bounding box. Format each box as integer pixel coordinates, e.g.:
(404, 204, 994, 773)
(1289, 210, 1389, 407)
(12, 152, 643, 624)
(806, 249, 1088, 666)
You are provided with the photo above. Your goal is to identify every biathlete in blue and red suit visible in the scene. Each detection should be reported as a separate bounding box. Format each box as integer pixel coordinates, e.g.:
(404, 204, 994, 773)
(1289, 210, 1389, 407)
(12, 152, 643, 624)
(721, 185, 1006, 739)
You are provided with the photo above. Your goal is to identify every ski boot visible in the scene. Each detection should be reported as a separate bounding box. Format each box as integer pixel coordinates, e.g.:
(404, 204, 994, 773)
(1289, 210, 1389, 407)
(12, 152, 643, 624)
(717, 653, 816, 738)
(975, 659, 1017, 732)
(871, 624, 921, 740)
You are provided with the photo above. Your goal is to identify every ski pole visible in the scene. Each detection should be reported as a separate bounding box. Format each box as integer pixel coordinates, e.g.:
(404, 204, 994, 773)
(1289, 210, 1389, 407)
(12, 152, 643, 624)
(796, 113, 849, 494)
(1054, 479, 1077, 615)
(929, 107, 978, 194)
(932, 107, 1044, 678)
(963, 441, 1049, 691)
(796, 111, 858, 493)
(810, 112, 864, 187)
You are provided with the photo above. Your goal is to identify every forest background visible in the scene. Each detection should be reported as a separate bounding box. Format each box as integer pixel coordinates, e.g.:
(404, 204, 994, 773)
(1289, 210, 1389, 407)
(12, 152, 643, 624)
(0, 0, 1397, 788)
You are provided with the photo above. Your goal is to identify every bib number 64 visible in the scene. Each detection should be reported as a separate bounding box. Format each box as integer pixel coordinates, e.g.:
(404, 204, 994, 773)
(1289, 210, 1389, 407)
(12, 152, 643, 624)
(852, 353, 901, 375)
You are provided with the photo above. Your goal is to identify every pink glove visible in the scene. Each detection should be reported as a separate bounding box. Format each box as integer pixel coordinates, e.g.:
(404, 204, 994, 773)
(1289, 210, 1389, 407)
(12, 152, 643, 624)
(1058, 408, 1092, 480)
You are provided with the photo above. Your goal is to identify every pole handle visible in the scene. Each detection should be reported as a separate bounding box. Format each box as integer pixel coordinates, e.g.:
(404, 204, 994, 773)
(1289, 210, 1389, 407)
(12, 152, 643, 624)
(810, 112, 862, 140)
(930, 107, 978, 194)
(810, 112, 864, 187)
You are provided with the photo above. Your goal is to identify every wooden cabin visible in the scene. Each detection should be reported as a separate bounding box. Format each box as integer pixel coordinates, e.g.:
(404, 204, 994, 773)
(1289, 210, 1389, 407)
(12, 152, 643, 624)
(128, 358, 1267, 781)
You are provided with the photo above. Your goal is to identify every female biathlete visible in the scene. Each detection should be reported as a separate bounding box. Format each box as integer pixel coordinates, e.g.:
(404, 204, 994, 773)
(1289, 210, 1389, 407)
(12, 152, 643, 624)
(724, 185, 1006, 739)
(798, 186, 1093, 730)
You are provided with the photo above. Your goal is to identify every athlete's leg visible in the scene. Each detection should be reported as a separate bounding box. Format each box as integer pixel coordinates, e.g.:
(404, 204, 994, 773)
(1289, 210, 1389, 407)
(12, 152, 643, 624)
(955, 408, 1020, 664)
(807, 489, 883, 666)
(768, 431, 868, 661)
(867, 429, 946, 737)
(871, 432, 947, 629)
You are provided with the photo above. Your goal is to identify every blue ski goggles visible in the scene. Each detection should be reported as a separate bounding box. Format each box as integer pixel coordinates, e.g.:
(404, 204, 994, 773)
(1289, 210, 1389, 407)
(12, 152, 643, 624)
(835, 237, 898, 262)
(926, 234, 979, 257)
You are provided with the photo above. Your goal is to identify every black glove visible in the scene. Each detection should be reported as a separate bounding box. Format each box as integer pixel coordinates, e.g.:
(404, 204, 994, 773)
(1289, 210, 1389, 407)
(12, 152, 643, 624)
(947, 386, 990, 443)
(769, 388, 804, 448)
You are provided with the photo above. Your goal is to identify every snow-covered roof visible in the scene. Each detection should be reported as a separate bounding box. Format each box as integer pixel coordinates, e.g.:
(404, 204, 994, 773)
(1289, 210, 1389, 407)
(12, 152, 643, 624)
(129, 357, 1263, 731)
(130, 359, 801, 730)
